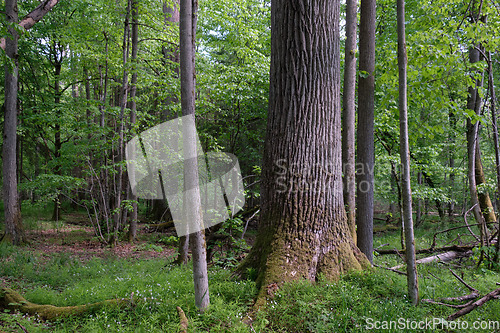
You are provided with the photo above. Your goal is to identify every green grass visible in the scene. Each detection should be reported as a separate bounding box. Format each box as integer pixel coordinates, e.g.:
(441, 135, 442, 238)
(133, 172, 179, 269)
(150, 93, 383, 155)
(1, 216, 500, 332)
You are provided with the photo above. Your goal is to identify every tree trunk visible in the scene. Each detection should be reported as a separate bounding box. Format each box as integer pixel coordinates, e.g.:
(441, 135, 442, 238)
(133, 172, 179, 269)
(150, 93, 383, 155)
(236, 0, 369, 306)
(466, 46, 488, 249)
(2, 0, 24, 245)
(342, 0, 358, 244)
(180, 0, 209, 311)
(448, 110, 456, 217)
(163, 0, 189, 263)
(475, 144, 496, 224)
(111, 0, 132, 245)
(356, 0, 376, 263)
(416, 171, 423, 226)
(487, 51, 500, 262)
(397, 0, 419, 305)
(127, 0, 139, 243)
(0, 0, 60, 51)
(51, 49, 63, 222)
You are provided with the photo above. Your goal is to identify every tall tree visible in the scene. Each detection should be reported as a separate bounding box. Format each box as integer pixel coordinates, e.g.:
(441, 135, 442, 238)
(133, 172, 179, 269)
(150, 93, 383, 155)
(397, 0, 418, 306)
(127, 0, 139, 242)
(466, 45, 488, 251)
(180, 0, 209, 310)
(356, 0, 376, 263)
(342, 0, 358, 243)
(237, 0, 369, 305)
(2, 0, 24, 245)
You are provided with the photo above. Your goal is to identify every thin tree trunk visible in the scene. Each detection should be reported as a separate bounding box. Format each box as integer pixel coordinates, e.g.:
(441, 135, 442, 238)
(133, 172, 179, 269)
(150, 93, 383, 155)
(475, 144, 496, 224)
(487, 51, 500, 262)
(111, 0, 132, 245)
(51, 48, 63, 222)
(356, 0, 376, 263)
(448, 110, 456, 217)
(164, 0, 189, 264)
(466, 46, 487, 251)
(2, 0, 24, 245)
(397, 0, 418, 305)
(180, 0, 209, 311)
(342, 0, 358, 244)
(416, 171, 423, 226)
(127, 0, 139, 243)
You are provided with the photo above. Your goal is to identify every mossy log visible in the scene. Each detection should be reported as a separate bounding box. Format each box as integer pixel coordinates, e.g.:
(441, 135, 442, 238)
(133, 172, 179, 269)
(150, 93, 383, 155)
(176, 306, 188, 333)
(146, 220, 175, 232)
(0, 288, 135, 321)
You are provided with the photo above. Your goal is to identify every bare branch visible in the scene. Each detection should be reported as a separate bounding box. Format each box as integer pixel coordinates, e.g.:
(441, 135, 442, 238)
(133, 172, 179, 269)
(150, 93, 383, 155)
(0, 0, 60, 50)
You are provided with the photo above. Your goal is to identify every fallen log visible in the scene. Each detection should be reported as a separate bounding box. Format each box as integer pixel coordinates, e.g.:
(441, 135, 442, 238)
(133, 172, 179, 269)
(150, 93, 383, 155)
(447, 288, 500, 321)
(0, 288, 135, 321)
(376, 244, 475, 255)
(177, 306, 188, 333)
(146, 220, 175, 232)
(390, 250, 472, 270)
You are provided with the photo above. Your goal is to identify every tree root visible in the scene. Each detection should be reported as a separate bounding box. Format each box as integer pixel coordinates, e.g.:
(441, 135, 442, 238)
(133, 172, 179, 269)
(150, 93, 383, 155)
(0, 288, 136, 321)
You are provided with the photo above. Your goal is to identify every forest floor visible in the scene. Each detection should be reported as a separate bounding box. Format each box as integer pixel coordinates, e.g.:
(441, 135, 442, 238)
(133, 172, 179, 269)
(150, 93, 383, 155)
(1, 208, 500, 332)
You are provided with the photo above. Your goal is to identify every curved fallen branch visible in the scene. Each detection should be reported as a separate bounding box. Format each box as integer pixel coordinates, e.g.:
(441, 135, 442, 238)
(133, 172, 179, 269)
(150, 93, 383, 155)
(447, 288, 500, 321)
(0, 288, 135, 321)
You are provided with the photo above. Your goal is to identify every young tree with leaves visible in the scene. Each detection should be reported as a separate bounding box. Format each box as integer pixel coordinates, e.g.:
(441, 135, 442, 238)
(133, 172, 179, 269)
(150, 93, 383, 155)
(180, 0, 210, 311)
(397, 0, 418, 305)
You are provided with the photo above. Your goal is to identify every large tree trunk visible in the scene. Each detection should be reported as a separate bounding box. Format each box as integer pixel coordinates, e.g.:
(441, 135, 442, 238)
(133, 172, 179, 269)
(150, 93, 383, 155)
(2, 0, 24, 245)
(342, 0, 358, 243)
(180, 0, 209, 311)
(397, 0, 419, 305)
(237, 0, 369, 306)
(356, 0, 376, 263)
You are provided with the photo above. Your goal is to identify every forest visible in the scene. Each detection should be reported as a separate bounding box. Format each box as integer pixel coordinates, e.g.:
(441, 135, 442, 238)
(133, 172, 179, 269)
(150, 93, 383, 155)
(1, 0, 500, 331)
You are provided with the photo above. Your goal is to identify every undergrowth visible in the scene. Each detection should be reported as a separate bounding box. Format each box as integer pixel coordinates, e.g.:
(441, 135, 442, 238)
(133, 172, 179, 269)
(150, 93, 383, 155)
(0, 216, 499, 332)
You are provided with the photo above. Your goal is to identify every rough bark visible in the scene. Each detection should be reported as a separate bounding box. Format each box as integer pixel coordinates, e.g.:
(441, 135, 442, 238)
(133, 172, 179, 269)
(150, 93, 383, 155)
(342, 0, 358, 243)
(180, 0, 209, 311)
(236, 0, 369, 307)
(356, 0, 376, 263)
(2, 0, 24, 245)
(397, 0, 419, 305)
